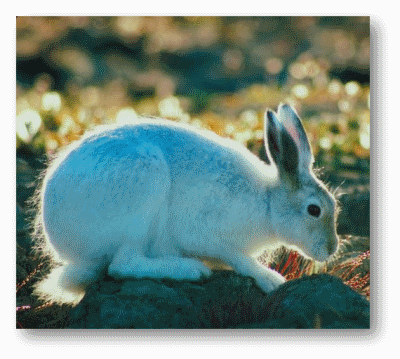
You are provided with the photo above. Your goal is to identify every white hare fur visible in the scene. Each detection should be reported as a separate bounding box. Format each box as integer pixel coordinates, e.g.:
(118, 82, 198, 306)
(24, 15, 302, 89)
(33, 104, 338, 305)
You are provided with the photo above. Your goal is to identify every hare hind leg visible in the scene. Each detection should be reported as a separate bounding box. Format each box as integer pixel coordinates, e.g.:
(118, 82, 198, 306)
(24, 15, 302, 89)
(108, 200, 211, 280)
(33, 261, 103, 305)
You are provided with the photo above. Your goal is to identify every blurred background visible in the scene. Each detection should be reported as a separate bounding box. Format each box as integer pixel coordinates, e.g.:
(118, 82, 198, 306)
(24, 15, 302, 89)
(16, 16, 370, 176)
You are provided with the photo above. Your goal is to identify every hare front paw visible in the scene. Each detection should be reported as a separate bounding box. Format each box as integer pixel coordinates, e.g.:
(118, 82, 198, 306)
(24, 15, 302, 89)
(171, 258, 212, 280)
(257, 269, 286, 292)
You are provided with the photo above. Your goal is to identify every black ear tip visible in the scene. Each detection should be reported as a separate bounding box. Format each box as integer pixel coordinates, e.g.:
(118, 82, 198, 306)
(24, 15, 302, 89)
(266, 110, 274, 121)
(279, 103, 292, 111)
(266, 110, 280, 123)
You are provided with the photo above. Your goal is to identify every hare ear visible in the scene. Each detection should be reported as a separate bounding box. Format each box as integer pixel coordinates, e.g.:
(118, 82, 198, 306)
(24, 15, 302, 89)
(264, 109, 300, 185)
(264, 110, 281, 166)
(277, 104, 313, 170)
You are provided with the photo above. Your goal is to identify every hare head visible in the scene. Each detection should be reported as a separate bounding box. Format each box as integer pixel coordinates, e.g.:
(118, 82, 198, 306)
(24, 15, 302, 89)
(265, 104, 338, 262)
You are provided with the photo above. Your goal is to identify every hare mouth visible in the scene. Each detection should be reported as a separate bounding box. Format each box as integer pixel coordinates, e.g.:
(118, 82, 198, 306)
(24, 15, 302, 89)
(311, 248, 336, 263)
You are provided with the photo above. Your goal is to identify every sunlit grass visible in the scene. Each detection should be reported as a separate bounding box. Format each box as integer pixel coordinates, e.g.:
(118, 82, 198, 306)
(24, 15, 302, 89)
(260, 245, 370, 301)
(16, 77, 370, 174)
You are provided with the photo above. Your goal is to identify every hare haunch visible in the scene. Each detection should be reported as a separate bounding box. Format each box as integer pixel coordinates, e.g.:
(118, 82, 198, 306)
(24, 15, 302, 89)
(32, 104, 338, 305)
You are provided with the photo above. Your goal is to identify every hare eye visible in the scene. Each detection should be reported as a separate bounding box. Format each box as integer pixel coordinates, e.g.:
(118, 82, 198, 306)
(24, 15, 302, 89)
(307, 204, 321, 218)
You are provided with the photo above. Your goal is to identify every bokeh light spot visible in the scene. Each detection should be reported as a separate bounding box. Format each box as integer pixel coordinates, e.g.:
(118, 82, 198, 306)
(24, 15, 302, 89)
(158, 97, 183, 118)
(16, 110, 42, 143)
(328, 80, 342, 95)
(345, 81, 360, 96)
(292, 84, 309, 99)
(240, 110, 258, 128)
(319, 137, 332, 150)
(289, 63, 307, 80)
(116, 107, 138, 124)
(42, 92, 62, 112)
(265, 57, 283, 74)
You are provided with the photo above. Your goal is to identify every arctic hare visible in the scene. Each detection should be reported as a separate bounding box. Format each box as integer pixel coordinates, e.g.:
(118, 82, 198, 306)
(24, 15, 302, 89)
(32, 104, 338, 305)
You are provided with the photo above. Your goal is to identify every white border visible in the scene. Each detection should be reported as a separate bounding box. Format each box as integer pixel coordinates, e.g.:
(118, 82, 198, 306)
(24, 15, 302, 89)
(6, 6, 394, 356)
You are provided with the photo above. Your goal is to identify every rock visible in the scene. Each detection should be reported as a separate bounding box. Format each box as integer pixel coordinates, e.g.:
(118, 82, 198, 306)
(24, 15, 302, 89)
(241, 273, 370, 329)
(67, 277, 201, 329)
(66, 271, 369, 329)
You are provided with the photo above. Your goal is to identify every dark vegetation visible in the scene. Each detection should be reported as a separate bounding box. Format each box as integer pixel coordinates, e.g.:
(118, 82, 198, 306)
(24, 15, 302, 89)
(16, 16, 370, 329)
